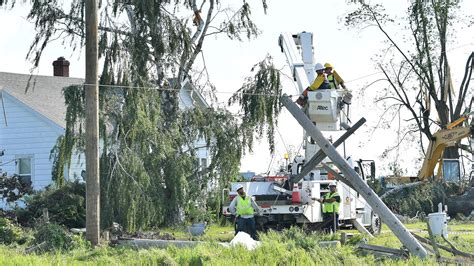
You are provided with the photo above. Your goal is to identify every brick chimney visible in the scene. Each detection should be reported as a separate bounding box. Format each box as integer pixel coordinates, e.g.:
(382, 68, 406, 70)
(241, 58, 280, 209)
(52, 57, 70, 77)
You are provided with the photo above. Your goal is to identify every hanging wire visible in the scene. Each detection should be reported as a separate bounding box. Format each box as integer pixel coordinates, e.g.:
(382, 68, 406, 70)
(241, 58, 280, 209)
(82, 83, 291, 97)
(2, 39, 472, 100)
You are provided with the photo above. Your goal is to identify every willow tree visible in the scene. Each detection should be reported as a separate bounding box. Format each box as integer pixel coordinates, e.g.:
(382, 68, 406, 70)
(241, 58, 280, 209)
(1, 0, 273, 230)
(346, 1, 473, 176)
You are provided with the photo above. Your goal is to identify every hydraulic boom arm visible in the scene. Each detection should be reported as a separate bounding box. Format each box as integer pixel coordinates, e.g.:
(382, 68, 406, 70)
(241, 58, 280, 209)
(418, 124, 474, 180)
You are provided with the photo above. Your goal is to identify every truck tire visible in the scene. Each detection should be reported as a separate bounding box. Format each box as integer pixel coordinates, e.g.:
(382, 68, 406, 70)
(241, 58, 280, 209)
(367, 212, 382, 235)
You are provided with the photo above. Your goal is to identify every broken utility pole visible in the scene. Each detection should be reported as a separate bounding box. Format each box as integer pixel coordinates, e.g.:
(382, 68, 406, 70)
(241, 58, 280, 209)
(85, 0, 100, 246)
(292, 117, 366, 184)
(281, 94, 428, 258)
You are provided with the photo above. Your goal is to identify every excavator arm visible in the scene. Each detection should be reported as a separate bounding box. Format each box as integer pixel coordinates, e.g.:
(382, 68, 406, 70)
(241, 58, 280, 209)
(418, 125, 473, 180)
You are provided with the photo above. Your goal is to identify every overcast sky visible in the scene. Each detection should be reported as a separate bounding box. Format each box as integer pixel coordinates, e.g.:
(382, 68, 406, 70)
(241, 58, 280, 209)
(1, 1, 473, 176)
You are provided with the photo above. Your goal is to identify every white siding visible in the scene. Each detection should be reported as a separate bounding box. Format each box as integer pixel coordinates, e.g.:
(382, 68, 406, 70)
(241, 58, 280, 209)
(194, 138, 209, 160)
(67, 152, 85, 181)
(179, 88, 194, 110)
(1, 93, 64, 190)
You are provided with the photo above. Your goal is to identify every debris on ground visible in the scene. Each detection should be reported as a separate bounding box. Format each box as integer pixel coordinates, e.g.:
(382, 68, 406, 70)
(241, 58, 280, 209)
(115, 238, 202, 249)
(229, 232, 260, 250)
(357, 243, 409, 260)
(319, 240, 341, 248)
(120, 231, 175, 240)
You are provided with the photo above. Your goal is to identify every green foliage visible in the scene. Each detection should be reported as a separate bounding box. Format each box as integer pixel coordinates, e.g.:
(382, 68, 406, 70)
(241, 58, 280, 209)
(387, 161, 406, 177)
(367, 179, 383, 195)
(0, 217, 23, 245)
(383, 182, 448, 216)
(7, 0, 272, 232)
(33, 223, 73, 252)
(4, 223, 474, 264)
(10, 222, 474, 265)
(47, 76, 249, 232)
(70, 234, 91, 250)
(16, 181, 85, 228)
(0, 174, 33, 203)
(186, 204, 210, 224)
(228, 55, 283, 153)
(0, 1, 266, 87)
(50, 86, 84, 187)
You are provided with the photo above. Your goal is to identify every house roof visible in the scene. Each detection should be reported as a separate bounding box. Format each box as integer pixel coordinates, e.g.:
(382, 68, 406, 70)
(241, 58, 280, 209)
(0, 72, 83, 128)
(0, 72, 210, 129)
(167, 78, 209, 109)
(179, 85, 210, 110)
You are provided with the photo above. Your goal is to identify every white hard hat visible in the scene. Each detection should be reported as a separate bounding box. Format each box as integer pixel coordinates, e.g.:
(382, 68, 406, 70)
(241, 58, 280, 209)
(235, 184, 244, 191)
(314, 63, 325, 71)
(329, 182, 337, 187)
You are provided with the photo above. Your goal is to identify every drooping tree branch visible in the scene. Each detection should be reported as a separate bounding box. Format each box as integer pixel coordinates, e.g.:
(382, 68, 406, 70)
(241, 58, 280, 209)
(2, 0, 270, 230)
(228, 55, 282, 153)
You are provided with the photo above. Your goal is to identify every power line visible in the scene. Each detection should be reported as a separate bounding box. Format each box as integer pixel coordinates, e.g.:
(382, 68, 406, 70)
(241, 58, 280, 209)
(2, 39, 473, 98)
(83, 83, 295, 97)
(344, 42, 474, 84)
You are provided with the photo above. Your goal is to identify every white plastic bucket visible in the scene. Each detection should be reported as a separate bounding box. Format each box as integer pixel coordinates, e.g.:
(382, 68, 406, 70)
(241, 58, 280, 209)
(428, 212, 448, 238)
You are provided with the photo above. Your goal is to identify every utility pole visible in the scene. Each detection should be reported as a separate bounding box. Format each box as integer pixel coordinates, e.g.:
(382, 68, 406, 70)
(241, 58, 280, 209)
(85, 0, 100, 246)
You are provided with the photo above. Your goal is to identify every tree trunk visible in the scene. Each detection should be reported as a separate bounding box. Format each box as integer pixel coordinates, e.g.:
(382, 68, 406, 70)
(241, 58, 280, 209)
(447, 188, 474, 216)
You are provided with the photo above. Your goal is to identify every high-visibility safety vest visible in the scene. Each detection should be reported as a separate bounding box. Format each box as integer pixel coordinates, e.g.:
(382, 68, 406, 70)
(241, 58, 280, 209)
(327, 74, 339, 90)
(236, 196, 254, 216)
(322, 192, 340, 213)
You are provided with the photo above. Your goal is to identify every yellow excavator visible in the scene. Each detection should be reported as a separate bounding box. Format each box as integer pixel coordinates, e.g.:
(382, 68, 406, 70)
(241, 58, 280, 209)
(418, 113, 473, 181)
(383, 112, 473, 187)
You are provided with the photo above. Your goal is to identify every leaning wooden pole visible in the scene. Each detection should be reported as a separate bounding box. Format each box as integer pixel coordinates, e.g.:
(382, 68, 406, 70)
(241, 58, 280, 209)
(85, 0, 100, 246)
(281, 94, 428, 258)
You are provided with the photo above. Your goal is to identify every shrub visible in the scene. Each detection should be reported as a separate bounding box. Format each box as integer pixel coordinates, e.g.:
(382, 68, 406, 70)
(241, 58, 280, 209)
(0, 174, 33, 203)
(0, 217, 23, 245)
(70, 233, 91, 250)
(33, 223, 73, 252)
(16, 181, 85, 228)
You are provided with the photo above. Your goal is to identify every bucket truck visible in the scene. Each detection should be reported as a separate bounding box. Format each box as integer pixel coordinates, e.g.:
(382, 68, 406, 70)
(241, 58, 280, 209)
(222, 32, 381, 233)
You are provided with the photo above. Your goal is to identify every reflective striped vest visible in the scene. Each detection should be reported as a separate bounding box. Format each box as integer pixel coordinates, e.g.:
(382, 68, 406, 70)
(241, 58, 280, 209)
(328, 74, 339, 90)
(322, 192, 340, 213)
(236, 196, 254, 216)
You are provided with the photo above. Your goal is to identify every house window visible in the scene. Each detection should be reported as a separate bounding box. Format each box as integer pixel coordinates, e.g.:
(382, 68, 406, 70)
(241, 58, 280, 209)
(200, 158, 208, 170)
(16, 157, 33, 185)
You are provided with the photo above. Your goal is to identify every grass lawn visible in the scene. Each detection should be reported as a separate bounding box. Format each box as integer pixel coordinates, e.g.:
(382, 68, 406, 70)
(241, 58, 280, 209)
(158, 224, 236, 242)
(1, 221, 472, 265)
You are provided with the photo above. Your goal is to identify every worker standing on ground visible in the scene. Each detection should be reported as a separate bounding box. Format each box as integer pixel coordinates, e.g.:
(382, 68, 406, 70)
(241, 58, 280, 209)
(316, 182, 340, 233)
(296, 63, 330, 106)
(229, 184, 260, 240)
(324, 63, 346, 90)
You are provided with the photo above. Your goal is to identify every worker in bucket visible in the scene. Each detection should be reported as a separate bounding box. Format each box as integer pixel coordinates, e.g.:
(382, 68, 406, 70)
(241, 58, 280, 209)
(316, 182, 341, 233)
(324, 63, 346, 90)
(296, 63, 330, 106)
(229, 184, 260, 240)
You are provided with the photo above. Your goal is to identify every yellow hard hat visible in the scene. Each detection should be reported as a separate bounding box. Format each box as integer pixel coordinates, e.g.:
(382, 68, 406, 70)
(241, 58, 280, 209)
(324, 63, 333, 68)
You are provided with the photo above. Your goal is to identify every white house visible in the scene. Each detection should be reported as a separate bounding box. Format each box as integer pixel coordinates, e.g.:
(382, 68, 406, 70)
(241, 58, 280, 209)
(0, 59, 85, 192)
(0, 57, 211, 205)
